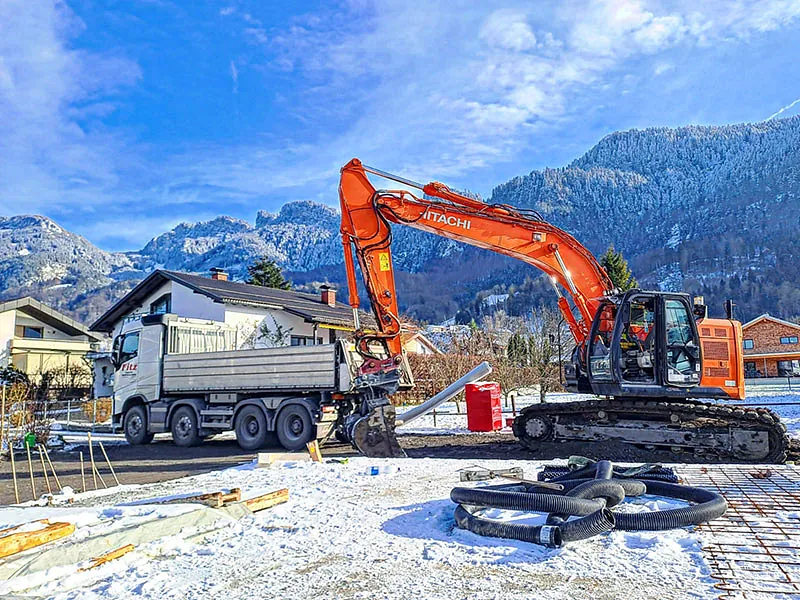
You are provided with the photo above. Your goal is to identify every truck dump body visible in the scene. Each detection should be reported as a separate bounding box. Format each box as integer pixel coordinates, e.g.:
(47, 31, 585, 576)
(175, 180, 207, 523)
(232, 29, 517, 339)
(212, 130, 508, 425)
(162, 344, 339, 394)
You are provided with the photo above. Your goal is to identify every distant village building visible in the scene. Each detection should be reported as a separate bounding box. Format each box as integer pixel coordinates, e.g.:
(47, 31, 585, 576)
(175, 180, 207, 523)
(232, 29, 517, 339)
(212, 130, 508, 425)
(741, 314, 800, 378)
(90, 269, 365, 348)
(0, 297, 101, 378)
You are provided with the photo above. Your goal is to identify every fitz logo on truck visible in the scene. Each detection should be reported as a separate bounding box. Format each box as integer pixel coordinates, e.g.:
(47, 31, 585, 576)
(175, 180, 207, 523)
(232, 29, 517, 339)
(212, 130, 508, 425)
(422, 209, 471, 230)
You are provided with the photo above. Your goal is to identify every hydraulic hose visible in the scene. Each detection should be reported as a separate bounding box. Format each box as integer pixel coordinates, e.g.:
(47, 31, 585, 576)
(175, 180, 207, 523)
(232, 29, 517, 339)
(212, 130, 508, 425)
(451, 460, 726, 547)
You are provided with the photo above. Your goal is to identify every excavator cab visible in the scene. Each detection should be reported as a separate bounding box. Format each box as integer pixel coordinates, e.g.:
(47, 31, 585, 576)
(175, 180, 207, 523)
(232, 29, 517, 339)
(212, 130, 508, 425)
(585, 291, 701, 397)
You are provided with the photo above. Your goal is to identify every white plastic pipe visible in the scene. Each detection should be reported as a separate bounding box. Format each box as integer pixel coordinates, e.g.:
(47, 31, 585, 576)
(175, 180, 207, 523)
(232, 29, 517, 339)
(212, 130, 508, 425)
(395, 361, 493, 427)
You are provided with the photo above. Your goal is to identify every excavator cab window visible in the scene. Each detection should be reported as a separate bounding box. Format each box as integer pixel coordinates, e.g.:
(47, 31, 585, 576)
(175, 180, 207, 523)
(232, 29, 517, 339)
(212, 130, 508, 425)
(663, 298, 701, 385)
(618, 297, 656, 383)
(588, 303, 616, 380)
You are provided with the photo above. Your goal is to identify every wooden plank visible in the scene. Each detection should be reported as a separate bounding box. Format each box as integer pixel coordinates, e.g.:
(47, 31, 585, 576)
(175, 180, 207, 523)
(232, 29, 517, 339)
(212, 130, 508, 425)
(79, 544, 135, 571)
(0, 521, 75, 559)
(257, 452, 311, 466)
(156, 491, 225, 508)
(242, 488, 289, 513)
(220, 488, 241, 505)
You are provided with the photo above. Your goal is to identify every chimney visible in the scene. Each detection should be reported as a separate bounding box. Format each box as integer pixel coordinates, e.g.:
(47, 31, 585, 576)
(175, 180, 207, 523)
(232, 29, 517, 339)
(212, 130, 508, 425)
(320, 285, 336, 307)
(210, 267, 228, 281)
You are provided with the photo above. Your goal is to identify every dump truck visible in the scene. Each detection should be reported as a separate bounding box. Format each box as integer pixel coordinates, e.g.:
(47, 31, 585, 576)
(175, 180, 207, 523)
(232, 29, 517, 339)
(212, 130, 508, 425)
(111, 313, 408, 451)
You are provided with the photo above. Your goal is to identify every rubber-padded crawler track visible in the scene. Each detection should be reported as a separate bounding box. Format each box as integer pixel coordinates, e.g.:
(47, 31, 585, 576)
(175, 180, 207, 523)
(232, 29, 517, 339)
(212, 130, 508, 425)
(512, 398, 788, 463)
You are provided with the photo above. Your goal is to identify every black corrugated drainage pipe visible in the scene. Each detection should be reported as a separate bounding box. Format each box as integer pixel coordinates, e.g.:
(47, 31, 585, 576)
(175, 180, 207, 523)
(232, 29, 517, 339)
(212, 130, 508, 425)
(451, 461, 726, 547)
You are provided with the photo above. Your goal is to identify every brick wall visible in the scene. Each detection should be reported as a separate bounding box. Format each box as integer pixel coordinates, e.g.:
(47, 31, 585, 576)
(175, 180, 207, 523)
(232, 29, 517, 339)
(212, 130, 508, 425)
(742, 319, 800, 355)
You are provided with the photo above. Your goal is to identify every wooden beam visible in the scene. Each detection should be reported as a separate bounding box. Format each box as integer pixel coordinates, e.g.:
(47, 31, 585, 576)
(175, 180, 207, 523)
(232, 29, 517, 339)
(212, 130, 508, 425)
(0, 521, 75, 559)
(79, 544, 135, 571)
(242, 488, 289, 513)
(220, 488, 241, 505)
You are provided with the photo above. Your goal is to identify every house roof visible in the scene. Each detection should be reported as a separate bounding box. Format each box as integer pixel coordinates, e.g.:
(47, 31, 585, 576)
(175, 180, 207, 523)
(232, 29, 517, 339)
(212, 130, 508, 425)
(742, 313, 800, 331)
(90, 270, 369, 332)
(0, 297, 101, 341)
(400, 331, 443, 354)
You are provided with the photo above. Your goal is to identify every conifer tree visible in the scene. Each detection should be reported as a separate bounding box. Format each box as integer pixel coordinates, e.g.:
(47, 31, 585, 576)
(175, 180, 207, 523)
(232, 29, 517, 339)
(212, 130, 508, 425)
(246, 256, 291, 290)
(600, 245, 638, 291)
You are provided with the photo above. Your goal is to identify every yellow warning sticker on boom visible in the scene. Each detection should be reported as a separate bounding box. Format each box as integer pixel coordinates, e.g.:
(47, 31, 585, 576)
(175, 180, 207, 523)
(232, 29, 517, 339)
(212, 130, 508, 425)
(379, 252, 391, 271)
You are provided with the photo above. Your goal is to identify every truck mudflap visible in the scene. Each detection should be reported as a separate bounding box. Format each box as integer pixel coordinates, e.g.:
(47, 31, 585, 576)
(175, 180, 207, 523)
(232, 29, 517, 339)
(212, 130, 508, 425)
(348, 405, 406, 458)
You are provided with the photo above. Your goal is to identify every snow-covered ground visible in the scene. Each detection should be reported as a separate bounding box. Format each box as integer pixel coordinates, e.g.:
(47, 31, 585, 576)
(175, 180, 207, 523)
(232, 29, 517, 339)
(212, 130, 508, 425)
(1, 457, 718, 600)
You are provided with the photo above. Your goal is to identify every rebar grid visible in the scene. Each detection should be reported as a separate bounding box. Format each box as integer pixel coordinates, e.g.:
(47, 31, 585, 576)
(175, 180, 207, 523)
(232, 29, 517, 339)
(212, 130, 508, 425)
(679, 464, 800, 599)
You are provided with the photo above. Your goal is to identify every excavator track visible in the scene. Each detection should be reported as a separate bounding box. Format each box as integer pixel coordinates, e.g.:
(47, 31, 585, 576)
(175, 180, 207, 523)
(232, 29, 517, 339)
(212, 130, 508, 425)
(512, 399, 788, 464)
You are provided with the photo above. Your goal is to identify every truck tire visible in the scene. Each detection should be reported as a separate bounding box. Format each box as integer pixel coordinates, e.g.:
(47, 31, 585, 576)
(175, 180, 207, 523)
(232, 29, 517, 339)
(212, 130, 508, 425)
(171, 406, 201, 447)
(276, 405, 314, 451)
(124, 405, 154, 445)
(235, 405, 274, 450)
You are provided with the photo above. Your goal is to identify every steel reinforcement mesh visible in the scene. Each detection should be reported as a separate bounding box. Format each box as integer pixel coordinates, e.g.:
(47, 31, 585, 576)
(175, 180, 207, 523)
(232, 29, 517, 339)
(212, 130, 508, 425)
(678, 464, 800, 599)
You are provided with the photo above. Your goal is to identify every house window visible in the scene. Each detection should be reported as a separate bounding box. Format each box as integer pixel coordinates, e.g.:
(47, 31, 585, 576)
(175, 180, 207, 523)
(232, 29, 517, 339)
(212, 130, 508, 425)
(150, 293, 172, 315)
(744, 361, 758, 378)
(15, 325, 43, 339)
(777, 360, 798, 377)
(290, 335, 324, 346)
(743, 339, 754, 350)
(780, 336, 799, 345)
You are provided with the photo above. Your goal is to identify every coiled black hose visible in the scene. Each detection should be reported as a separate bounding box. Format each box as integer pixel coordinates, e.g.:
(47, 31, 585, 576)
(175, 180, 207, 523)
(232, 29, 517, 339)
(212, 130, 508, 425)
(451, 461, 727, 547)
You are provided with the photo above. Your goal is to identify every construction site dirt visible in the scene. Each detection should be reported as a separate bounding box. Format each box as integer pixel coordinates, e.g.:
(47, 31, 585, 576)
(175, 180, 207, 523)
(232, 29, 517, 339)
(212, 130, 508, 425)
(2, 433, 799, 506)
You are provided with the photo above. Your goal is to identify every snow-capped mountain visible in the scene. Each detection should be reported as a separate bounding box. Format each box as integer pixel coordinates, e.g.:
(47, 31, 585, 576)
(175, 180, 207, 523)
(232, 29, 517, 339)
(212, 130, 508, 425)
(2, 116, 799, 324)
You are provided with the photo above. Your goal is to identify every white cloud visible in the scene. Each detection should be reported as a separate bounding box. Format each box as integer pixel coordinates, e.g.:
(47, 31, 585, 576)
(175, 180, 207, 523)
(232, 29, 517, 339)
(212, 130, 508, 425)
(230, 60, 239, 93)
(479, 9, 537, 51)
(0, 0, 141, 217)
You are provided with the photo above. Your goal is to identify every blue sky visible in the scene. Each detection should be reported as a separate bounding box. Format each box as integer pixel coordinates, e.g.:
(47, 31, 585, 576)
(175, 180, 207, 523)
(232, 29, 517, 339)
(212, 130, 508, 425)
(2, 0, 800, 251)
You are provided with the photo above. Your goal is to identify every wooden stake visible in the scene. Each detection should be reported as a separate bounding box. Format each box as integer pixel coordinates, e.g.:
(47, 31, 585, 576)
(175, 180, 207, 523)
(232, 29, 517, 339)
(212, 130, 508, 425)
(80, 451, 86, 493)
(0, 521, 75, 559)
(242, 488, 289, 513)
(25, 442, 36, 500)
(98, 441, 120, 486)
(1, 384, 6, 458)
(87, 432, 100, 489)
(79, 544, 134, 571)
(37, 446, 52, 495)
(41, 445, 62, 492)
(9, 441, 20, 504)
(306, 440, 322, 462)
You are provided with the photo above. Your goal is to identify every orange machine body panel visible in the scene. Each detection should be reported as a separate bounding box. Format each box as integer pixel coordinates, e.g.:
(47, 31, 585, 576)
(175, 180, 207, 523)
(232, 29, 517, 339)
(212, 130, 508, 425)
(698, 317, 745, 400)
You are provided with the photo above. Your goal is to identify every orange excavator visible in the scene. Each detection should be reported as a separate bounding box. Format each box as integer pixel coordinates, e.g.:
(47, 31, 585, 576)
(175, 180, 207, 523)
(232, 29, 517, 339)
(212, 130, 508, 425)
(338, 158, 788, 462)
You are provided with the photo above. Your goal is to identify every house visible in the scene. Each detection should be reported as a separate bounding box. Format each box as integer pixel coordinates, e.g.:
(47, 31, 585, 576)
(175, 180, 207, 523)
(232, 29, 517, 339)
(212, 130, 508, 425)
(741, 314, 800, 378)
(400, 326, 442, 355)
(90, 269, 368, 348)
(0, 297, 101, 378)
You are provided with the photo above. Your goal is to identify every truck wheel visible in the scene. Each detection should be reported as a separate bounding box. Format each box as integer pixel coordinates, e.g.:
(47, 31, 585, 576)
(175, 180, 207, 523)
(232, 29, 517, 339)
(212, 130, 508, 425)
(171, 406, 201, 447)
(124, 405, 154, 445)
(235, 405, 273, 450)
(276, 405, 314, 451)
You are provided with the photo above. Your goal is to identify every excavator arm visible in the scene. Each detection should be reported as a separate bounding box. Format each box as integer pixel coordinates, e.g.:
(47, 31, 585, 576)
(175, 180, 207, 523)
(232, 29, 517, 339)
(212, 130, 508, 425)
(339, 158, 614, 368)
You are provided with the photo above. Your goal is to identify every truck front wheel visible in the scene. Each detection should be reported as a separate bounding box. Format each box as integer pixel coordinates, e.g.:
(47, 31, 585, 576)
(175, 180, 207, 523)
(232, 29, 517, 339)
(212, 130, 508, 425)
(124, 405, 154, 445)
(276, 405, 314, 451)
(171, 406, 201, 447)
(235, 405, 274, 450)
